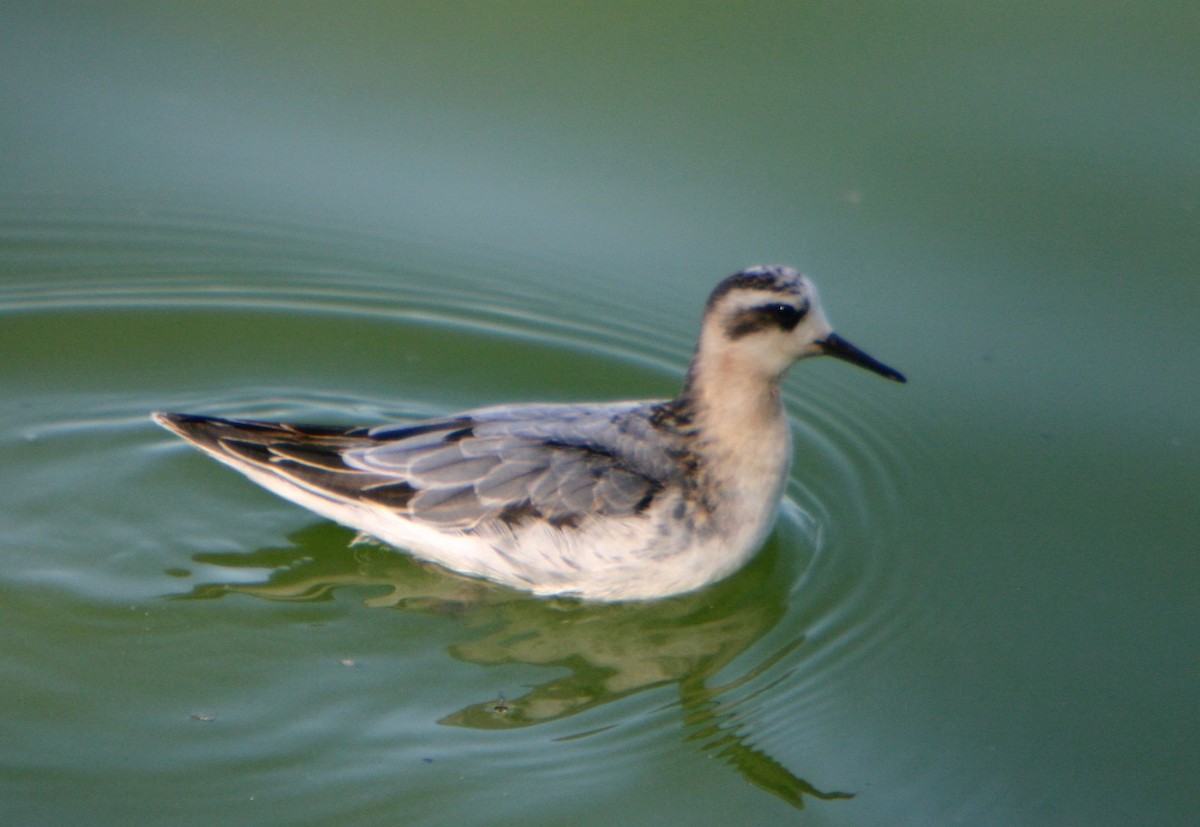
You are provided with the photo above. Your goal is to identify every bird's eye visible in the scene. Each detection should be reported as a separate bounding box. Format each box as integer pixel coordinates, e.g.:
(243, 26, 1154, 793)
(765, 302, 807, 330)
(723, 299, 810, 339)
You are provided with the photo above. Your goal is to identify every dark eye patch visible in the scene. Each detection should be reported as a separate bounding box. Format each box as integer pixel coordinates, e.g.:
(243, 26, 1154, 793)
(724, 300, 809, 339)
(763, 302, 807, 330)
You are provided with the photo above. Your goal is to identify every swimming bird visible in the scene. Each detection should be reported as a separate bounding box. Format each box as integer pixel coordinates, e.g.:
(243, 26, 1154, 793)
(154, 266, 904, 601)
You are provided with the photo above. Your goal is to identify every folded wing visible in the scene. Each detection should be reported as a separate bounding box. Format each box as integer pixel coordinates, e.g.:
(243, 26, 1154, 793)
(154, 405, 675, 534)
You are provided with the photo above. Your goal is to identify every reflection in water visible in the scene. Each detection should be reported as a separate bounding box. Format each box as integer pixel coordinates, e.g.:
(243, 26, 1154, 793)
(177, 522, 850, 809)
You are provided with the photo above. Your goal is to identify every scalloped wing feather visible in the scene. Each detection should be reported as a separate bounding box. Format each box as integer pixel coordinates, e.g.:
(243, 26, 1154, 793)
(155, 405, 679, 535)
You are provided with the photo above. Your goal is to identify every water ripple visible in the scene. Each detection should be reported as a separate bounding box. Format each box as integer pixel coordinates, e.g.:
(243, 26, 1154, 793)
(0, 209, 686, 379)
(2, 204, 931, 672)
(0, 205, 932, 811)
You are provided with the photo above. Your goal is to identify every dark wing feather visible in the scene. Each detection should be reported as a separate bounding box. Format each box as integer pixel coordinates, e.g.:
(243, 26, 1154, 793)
(156, 404, 679, 532)
(154, 412, 415, 506)
(347, 405, 676, 530)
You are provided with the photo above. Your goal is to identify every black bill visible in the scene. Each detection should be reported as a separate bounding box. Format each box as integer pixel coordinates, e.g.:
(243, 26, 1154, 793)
(819, 333, 906, 383)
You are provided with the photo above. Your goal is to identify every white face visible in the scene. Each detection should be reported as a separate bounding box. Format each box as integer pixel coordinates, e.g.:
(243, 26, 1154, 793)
(702, 267, 906, 383)
(704, 270, 832, 377)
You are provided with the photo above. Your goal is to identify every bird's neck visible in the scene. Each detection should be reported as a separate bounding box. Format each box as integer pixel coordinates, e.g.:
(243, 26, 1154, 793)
(676, 346, 792, 476)
(680, 345, 785, 427)
(669, 346, 793, 545)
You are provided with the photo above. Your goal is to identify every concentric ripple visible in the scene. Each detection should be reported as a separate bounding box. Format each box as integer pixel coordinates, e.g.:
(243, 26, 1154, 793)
(0, 204, 933, 813)
(0, 206, 684, 380)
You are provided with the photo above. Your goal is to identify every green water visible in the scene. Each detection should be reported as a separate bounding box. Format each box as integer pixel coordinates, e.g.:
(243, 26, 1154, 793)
(2, 2, 1197, 825)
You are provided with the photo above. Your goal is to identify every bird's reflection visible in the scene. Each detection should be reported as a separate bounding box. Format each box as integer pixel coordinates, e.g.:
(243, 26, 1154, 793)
(177, 521, 850, 809)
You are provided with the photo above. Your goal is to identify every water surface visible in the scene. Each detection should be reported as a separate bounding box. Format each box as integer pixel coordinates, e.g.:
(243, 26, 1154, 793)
(2, 3, 1197, 825)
